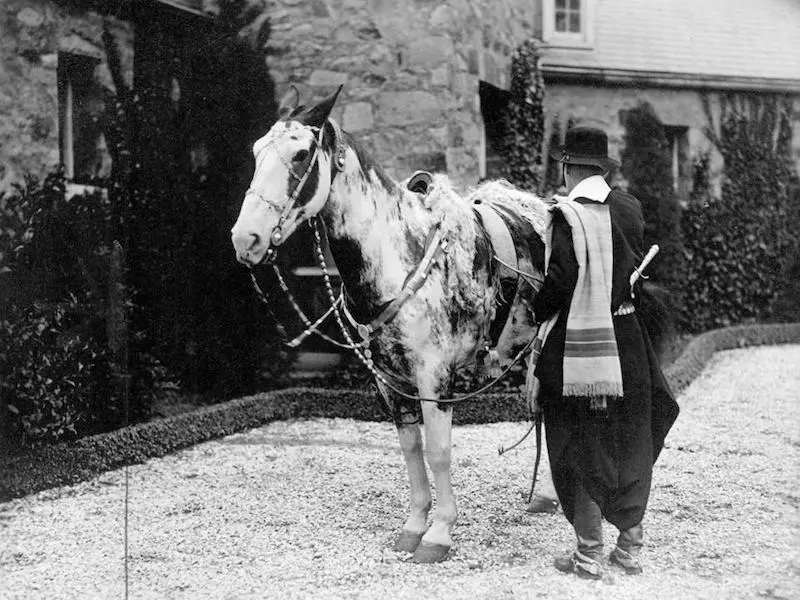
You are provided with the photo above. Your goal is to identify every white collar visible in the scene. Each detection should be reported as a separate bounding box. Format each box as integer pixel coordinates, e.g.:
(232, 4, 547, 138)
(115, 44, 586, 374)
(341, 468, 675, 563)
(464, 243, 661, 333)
(567, 175, 611, 203)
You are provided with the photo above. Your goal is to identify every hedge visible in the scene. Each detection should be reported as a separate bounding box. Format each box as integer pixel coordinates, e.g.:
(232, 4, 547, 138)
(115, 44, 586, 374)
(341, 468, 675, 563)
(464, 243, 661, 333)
(2, 323, 799, 502)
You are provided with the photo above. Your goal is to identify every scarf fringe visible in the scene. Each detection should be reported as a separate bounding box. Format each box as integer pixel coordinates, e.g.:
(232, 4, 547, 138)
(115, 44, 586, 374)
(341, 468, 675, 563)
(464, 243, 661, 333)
(562, 382, 624, 399)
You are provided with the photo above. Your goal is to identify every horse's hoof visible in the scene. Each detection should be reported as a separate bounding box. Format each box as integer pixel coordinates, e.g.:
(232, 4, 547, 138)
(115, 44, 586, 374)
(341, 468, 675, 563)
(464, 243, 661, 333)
(393, 530, 424, 553)
(412, 541, 450, 564)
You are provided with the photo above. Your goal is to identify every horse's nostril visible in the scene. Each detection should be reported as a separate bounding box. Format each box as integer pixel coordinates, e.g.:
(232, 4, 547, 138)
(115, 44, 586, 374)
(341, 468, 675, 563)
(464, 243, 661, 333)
(232, 227, 266, 264)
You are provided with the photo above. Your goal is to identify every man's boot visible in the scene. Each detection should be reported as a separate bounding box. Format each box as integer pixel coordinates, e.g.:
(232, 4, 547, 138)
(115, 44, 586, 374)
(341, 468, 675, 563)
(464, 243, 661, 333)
(553, 483, 604, 579)
(609, 523, 644, 575)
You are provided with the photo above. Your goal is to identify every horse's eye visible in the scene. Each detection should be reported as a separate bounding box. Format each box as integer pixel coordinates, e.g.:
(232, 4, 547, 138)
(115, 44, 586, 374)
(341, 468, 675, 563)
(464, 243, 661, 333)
(293, 150, 309, 163)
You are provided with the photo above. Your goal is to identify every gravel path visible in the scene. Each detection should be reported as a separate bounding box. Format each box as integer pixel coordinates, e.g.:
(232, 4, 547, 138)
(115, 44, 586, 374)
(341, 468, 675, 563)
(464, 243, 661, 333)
(1, 345, 799, 600)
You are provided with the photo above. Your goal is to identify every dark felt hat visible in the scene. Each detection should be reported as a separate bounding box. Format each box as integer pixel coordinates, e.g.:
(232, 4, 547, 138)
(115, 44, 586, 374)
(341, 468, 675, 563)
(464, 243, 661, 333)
(549, 126, 619, 171)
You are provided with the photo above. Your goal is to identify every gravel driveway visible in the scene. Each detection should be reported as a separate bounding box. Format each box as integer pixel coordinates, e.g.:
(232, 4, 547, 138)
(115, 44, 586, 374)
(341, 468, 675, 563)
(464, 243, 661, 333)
(1, 345, 799, 600)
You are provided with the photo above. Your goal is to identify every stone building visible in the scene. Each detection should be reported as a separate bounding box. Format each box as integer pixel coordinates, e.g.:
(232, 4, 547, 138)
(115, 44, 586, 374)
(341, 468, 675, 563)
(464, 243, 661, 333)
(0, 0, 225, 194)
(536, 0, 800, 201)
(2, 0, 798, 376)
(261, 0, 536, 188)
(8, 0, 796, 199)
(261, 0, 800, 199)
(0, 0, 134, 192)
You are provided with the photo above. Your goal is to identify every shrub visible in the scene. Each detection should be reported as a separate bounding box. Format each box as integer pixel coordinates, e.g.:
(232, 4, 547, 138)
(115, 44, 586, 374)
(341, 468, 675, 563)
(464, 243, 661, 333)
(0, 299, 110, 445)
(0, 173, 174, 447)
(496, 39, 546, 192)
(681, 94, 799, 332)
(620, 102, 686, 311)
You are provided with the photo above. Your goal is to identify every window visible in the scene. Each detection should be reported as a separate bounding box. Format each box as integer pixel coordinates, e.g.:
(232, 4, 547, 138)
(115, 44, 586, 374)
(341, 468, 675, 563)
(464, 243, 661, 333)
(58, 52, 111, 185)
(543, 0, 595, 48)
(478, 80, 510, 181)
(664, 126, 691, 200)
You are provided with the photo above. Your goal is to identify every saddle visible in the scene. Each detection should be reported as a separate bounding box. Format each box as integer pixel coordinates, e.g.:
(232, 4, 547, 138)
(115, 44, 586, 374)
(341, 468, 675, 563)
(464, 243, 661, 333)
(406, 170, 434, 195)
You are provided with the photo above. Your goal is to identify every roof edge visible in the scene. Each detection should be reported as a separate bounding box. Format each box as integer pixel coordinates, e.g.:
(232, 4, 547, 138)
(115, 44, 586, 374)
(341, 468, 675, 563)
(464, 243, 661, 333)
(541, 64, 800, 94)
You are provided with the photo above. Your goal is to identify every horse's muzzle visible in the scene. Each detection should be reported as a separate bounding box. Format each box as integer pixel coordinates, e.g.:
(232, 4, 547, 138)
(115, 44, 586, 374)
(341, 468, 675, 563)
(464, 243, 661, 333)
(231, 226, 269, 266)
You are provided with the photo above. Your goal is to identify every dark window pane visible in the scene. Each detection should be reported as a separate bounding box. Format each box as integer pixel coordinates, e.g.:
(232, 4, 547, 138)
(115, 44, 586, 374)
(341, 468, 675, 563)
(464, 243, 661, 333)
(569, 12, 581, 32)
(556, 11, 568, 32)
(570, 0, 581, 10)
(58, 53, 108, 183)
(556, 0, 567, 8)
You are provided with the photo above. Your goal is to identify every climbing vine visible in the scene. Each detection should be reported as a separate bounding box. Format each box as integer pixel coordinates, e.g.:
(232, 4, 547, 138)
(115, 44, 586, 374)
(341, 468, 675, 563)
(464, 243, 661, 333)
(497, 39, 546, 192)
(681, 94, 799, 331)
(620, 102, 685, 308)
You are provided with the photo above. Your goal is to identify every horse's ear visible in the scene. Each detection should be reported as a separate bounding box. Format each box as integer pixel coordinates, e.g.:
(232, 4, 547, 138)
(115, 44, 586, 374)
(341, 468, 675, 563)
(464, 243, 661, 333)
(296, 85, 343, 128)
(278, 85, 300, 119)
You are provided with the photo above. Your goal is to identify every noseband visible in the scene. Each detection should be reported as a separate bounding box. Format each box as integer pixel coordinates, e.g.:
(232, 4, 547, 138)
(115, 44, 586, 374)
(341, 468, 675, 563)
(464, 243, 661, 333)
(246, 119, 347, 262)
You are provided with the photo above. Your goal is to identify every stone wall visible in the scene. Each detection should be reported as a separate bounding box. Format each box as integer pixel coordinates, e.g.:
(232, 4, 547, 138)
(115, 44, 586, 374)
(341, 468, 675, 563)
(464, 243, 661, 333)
(542, 83, 800, 199)
(0, 0, 133, 191)
(261, 0, 536, 188)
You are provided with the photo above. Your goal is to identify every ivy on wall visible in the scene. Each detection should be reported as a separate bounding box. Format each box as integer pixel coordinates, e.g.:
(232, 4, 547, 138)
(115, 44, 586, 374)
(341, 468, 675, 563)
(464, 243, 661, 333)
(620, 102, 686, 309)
(496, 39, 546, 192)
(681, 94, 799, 332)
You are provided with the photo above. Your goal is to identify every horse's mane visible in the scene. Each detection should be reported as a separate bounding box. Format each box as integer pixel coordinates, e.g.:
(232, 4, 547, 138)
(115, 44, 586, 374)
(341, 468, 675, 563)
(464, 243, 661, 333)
(467, 179, 549, 239)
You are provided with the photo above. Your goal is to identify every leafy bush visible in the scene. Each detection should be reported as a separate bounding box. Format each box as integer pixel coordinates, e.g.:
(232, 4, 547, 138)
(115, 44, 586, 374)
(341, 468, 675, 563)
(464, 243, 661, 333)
(496, 39, 546, 192)
(0, 173, 170, 447)
(620, 102, 686, 311)
(681, 95, 799, 332)
(0, 299, 110, 445)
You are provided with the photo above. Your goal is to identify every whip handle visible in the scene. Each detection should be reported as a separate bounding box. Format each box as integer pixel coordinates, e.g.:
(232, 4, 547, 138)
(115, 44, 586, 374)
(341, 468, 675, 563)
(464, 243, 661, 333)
(630, 244, 660, 288)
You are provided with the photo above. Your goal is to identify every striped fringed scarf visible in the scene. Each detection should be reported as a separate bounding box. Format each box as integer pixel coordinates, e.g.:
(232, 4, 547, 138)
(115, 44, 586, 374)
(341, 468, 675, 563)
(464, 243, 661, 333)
(544, 199, 623, 410)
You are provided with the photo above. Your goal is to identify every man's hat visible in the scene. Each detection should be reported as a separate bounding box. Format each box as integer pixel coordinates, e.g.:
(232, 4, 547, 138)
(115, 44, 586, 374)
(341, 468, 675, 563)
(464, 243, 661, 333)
(549, 126, 619, 171)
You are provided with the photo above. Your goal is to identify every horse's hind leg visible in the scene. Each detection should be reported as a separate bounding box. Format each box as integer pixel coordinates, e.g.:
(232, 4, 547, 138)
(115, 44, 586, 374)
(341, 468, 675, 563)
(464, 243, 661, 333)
(394, 406, 431, 553)
(413, 399, 456, 564)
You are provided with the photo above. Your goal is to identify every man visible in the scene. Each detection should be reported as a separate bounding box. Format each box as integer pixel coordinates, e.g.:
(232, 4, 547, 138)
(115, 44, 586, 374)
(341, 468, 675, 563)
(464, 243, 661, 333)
(532, 126, 679, 579)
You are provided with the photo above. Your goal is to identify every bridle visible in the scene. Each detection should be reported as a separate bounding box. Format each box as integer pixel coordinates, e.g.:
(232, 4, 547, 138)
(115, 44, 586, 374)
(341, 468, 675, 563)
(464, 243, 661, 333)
(245, 118, 347, 264)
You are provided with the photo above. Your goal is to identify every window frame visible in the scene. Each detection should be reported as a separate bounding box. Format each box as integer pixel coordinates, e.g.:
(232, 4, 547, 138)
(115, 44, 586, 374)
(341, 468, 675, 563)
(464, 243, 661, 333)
(664, 125, 692, 201)
(58, 51, 108, 191)
(542, 0, 595, 49)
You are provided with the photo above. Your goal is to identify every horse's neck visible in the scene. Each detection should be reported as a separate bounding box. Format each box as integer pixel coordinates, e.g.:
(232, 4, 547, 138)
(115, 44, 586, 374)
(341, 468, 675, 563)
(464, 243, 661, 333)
(320, 153, 432, 322)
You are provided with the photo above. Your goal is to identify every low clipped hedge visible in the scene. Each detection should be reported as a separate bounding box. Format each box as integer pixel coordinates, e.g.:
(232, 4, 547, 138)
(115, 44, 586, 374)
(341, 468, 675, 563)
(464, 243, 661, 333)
(663, 323, 800, 394)
(2, 323, 799, 502)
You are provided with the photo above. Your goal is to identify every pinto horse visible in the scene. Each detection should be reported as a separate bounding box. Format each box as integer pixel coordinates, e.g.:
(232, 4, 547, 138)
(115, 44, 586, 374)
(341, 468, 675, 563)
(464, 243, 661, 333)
(231, 87, 550, 563)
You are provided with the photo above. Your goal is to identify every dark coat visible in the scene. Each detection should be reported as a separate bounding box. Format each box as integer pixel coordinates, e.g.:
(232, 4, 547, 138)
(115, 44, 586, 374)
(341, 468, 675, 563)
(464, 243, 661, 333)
(532, 188, 679, 531)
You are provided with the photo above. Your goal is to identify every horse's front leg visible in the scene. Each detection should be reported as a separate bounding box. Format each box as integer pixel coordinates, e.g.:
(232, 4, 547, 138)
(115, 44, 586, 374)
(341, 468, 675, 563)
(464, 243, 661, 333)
(394, 406, 432, 553)
(413, 397, 456, 563)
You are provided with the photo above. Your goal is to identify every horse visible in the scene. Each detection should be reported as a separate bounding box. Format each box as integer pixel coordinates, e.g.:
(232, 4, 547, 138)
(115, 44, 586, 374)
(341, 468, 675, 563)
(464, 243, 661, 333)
(231, 86, 551, 563)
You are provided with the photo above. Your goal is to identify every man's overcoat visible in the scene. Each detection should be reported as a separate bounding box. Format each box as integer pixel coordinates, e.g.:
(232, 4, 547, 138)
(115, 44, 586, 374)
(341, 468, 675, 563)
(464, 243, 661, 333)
(533, 185, 680, 531)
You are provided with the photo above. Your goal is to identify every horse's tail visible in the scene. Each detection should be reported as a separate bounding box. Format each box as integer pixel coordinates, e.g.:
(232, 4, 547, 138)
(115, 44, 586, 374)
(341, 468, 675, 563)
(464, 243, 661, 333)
(637, 281, 676, 359)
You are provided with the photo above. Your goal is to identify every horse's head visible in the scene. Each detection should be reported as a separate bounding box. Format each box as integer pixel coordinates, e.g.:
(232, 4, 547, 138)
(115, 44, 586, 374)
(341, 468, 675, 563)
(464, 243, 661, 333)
(231, 86, 343, 266)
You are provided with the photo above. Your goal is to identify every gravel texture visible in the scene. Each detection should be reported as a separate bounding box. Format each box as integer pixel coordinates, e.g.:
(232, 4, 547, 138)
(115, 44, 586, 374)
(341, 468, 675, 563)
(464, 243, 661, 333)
(1, 345, 799, 600)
